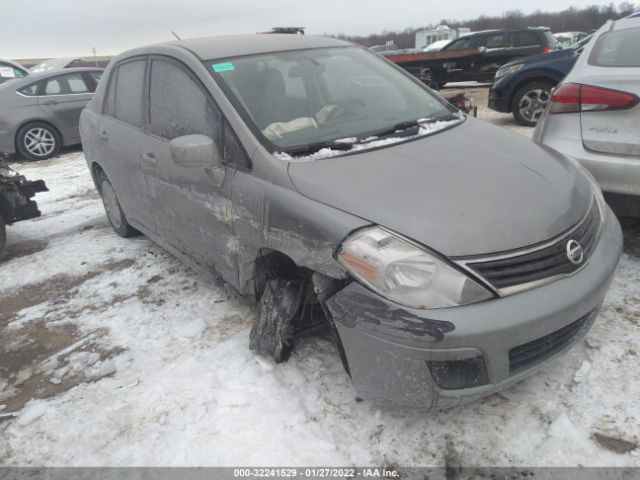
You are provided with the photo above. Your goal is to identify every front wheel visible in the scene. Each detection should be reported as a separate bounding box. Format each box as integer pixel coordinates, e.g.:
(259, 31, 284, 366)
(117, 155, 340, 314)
(512, 81, 554, 127)
(16, 122, 61, 161)
(97, 172, 138, 238)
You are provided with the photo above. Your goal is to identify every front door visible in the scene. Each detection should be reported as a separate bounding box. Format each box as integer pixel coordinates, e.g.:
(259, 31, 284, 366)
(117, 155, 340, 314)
(143, 57, 238, 285)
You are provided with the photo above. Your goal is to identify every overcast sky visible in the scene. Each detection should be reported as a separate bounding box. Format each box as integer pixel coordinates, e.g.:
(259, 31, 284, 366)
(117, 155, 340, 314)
(4, 0, 628, 59)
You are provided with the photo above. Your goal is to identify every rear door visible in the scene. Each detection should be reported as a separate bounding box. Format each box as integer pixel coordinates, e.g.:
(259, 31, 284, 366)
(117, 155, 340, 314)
(97, 58, 157, 230)
(37, 72, 93, 143)
(580, 25, 640, 157)
(472, 32, 512, 81)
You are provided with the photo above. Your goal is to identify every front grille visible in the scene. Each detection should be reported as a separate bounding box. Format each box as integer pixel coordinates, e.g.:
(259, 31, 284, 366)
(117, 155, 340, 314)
(464, 202, 600, 291)
(509, 308, 598, 375)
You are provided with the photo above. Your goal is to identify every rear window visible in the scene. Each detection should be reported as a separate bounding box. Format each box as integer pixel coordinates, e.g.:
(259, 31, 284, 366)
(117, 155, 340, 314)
(589, 27, 640, 67)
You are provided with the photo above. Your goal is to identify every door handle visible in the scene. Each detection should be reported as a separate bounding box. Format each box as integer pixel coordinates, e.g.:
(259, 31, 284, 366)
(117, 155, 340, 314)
(98, 130, 108, 140)
(141, 152, 157, 166)
(42, 100, 58, 106)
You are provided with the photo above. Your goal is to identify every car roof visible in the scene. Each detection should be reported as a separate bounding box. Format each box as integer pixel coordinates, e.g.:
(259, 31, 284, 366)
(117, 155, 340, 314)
(30, 57, 83, 71)
(612, 16, 640, 30)
(4, 67, 103, 86)
(467, 28, 550, 36)
(0, 57, 28, 72)
(159, 34, 352, 60)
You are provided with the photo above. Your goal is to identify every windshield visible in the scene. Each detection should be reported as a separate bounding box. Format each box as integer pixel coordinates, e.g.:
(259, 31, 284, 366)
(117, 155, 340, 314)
(208, 46, 459, 155)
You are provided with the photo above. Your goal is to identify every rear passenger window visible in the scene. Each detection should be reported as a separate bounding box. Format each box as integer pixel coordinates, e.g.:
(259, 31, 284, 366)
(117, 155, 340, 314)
(104, 60, 145, 127)
(44, 79, 62, 95)
(19, 83, 38, 96)
(149, 59, 221, 142)
(483, 33, 509, 48)
(513, 32, 539, 47)
(66, 73, 89, 93)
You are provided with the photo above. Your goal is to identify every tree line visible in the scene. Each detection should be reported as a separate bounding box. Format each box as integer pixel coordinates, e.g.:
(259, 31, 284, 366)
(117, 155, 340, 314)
(335, 2, 638, 49)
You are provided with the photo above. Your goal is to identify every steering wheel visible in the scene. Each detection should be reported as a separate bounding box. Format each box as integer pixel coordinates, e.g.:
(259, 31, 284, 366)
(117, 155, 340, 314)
(324, 100, 365, 123)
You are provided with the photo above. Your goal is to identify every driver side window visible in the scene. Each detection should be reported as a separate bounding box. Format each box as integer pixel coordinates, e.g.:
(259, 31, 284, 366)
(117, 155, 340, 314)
(149, 59, 222, 144)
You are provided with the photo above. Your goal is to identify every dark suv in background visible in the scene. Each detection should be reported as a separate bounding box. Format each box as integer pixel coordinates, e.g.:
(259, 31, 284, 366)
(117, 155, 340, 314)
(488, 34, 593, 126)
(439, 28, 558, 83)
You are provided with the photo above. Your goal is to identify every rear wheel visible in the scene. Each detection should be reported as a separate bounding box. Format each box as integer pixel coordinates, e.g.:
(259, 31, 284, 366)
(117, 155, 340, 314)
(512, 80, 554, 126)
(16, 122, 61, 161)
(97, 172, 138, 237)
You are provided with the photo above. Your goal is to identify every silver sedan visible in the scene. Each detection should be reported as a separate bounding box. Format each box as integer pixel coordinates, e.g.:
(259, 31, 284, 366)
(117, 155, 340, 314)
(0, 67, 102, 160)
(535, 15, 640, 215)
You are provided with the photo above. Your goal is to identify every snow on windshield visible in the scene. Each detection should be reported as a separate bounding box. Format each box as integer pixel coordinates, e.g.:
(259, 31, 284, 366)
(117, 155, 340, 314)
(273, 115, 464, 162)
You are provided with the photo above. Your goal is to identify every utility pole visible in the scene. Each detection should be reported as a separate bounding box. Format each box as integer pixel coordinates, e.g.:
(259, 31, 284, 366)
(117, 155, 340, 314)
(91, 47, 98, 67)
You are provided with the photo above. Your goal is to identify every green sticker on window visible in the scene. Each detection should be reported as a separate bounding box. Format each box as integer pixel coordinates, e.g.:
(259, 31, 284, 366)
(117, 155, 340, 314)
(212, 62, 235, 73)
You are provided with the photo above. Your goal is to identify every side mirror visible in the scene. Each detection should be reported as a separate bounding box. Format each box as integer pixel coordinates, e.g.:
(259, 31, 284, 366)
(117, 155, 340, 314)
(170, 134, 223, 169)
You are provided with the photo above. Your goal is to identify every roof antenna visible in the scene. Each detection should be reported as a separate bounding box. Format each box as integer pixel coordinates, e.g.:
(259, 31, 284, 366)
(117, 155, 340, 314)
(171, 30, 181, 40)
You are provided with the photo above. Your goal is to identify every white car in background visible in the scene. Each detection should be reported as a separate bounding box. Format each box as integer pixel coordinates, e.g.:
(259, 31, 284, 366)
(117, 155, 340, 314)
(423, 39, 452, 52)
(554, 31, 589, 49)
(535, 16, 640, 216)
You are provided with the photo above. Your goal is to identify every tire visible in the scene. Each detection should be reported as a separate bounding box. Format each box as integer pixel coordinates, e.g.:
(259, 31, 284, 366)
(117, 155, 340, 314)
(97, 172, 138, 238)
(16, 122, 61, 161)
(249, 278, 305, 363)
(512, 80, 554, 127)
(0, 215, 6, 261)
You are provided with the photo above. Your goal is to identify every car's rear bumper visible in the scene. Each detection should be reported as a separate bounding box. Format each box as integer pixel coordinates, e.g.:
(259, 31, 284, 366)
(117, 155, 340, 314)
(534, 113, 640, 197)
(326, 209, 622, 409)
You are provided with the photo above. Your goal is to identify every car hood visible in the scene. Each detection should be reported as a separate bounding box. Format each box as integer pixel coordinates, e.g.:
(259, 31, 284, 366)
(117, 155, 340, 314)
(287, 118, 593, 257)
(503, 48, 573, 69)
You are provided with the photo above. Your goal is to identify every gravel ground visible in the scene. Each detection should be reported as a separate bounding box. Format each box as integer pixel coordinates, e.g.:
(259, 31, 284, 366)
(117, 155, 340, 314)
(0, 91, 639, 467)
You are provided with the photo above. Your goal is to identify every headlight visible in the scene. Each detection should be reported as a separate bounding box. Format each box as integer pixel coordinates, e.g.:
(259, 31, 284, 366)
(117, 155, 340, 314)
(337, 227, 494, 309)
(564, 155, 607, 221)
(495, 63, 524, 79)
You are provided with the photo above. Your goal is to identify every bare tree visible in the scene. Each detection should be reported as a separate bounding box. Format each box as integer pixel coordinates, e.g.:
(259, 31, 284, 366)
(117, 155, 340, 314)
(338, 3, 636, 48)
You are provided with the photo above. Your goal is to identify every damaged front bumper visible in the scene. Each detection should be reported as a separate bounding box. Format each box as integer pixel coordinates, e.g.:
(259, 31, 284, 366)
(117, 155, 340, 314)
(325, 209, 622, 409)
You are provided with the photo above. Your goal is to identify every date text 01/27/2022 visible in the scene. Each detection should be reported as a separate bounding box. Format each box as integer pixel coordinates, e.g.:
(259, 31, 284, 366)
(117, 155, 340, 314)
(232, 468, 400, 478)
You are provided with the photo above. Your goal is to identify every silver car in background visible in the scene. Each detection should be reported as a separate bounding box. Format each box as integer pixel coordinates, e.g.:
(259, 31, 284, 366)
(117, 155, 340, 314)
(0, 58, 29, 85)
(535, 16, 640, 215)
(0, 67, 102, 160)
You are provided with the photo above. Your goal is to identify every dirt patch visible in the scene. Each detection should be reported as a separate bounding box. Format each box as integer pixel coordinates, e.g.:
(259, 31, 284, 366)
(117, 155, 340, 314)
(593, 432, 638, 454)
(1, 238, 48, 262)
(0, 258, 135, 324)
(0, 321, 123, 413)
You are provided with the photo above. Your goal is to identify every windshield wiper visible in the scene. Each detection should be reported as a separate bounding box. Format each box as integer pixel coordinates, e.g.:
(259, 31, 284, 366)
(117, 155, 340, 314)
(284, 139, 356, 156)
(366, 114, 462, 142)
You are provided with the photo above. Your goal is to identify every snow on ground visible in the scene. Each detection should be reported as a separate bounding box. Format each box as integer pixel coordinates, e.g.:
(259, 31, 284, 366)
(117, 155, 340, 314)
(0, 104, 639, 467)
